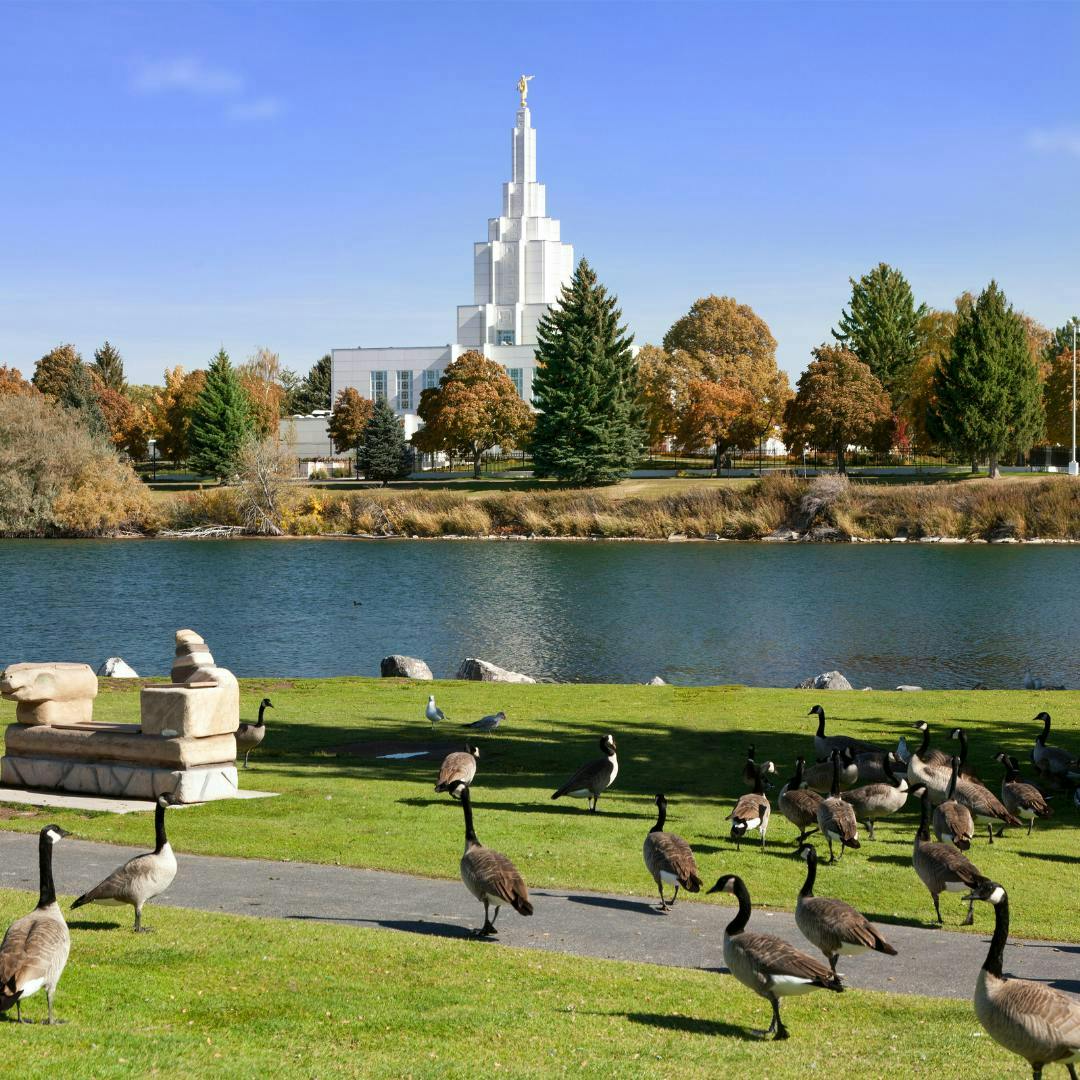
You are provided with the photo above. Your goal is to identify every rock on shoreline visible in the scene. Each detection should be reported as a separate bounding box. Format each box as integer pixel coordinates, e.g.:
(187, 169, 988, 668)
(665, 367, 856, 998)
(456, 658, 536, 684)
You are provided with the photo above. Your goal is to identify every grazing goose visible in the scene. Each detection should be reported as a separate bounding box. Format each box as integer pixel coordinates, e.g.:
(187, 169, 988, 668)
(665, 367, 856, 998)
(551, 734, 618, 813)
(425, 695, 447, 727)
(808, 704, 883, 760)
(840, 754, 909, 839)
(71, 795, 177, 932)
(642, 794, 702, 910)
(803, 746, 857, 794)
(236, 697, 272, 769)
(966, 880, 1080, 1079)
(794, 844, 897, 975)
(0, 825, 71, 1024)
(778, 757, 823, 846)
(1032, 712, 1080, 782)
(728, 761, 771, 852)
(707, 873, 842, 1040)
(933, 756, 975, 850)
(434, 745, 479, 798)
(741, 746, 777, 791)
(816, 750, 860, 862)
(912, 788, 990, 926)
(954, 773, 1021, 845)
(464, 711, 504, 732)
(948, 726, 982, 782)
(995, 753, 1053, 837)
(457, 785, 532, 936)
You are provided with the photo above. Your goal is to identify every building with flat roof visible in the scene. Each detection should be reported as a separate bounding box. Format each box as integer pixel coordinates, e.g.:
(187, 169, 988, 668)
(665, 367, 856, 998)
(331, 80, 573, 436)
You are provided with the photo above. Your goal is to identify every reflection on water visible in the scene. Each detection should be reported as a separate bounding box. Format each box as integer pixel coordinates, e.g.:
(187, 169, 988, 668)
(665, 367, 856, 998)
(0, 539, 1077, 688)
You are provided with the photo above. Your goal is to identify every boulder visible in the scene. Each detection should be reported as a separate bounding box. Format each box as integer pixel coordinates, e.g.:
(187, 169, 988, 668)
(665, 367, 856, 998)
(796, 670, 854, 691)
(645, 676, 667, 686)
(763, 528, 800, 542)
(0, 662, 98, 726)
(895, 685, 923, 692)
(97, 657, 138, 678)
(380, 655, 434, 680)
(456, 658, 535, 684)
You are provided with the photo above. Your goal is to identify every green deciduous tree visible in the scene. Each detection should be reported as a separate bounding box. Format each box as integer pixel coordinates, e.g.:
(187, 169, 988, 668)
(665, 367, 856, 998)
(530, 259, 644, 485)
(32, 344, 81, 398)
(782, 344, 892, 474)
(927, 282, 1044, 478)
(329, 387, 375, 455)
(91, 341, 126, 391)
(58, 361, 108, 440)
(187, 348, 254, 480)
(357, 400, 412, 485)
(292, 354, 333, 414)
(832, 263, 927, 398)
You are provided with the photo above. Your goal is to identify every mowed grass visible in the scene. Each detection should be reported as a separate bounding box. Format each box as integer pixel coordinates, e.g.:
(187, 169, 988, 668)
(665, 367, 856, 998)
(0, 889, 1008, 1079)
(1, 682, 1078, 942)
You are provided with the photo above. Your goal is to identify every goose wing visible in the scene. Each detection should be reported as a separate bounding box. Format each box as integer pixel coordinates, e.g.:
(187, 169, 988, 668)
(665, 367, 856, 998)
(728, 793, 768, 824)
(644, 832, 701, 890)
(435, 752, 476, 791)
(802, 897, 895, 952)
(780, 787, 822, 821)
(461, 846, 532, 915)
(820, 796, 858, 841)
(552, 757, 609, 798)
(0, 910, 68, 1006)
(73, 850, 159, 905)
(920, 840, 987, 885)
(735, 931, 839, 988)
(956, 780, 1021, 824)
(988, 977, 1080, 1061)
(1004, 780, 1052, 817)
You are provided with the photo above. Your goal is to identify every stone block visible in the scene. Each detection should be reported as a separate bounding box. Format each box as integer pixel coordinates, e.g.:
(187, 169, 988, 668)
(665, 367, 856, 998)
(0, 662, 98, 726)
(171, 629, 216, 683)
(140, 671, 240, 738)
(5, 725, 237, 768)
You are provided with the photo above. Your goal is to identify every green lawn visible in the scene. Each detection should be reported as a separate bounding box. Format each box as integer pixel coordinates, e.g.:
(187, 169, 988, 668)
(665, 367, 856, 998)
(1, 682, 1077, 943)
(0, 889, 1009, 1078)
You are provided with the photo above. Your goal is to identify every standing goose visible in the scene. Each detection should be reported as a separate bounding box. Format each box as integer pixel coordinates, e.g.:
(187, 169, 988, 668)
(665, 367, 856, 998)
(741, 746, 777, 791)
(71, 795, 177, 932)
(434, 745, 479, 798)
(728, 761, 771, 852)
(803, 746, 858, 794)
(0, 825, 71, 1024)
(995, 752, 1053, 837)
(464, 711, 504, 732)
(551, 734, 618, 813)
(236, 697, 272, 769)
(794, 844, 897, 975)
(903, 722, 953, 802)
(912, 788, 990, 926)
(707, 873, 842, 1040)
(642, 794, 702, 910)
(966, 880, 1080, 1079)
(457, 785, 532, 936)
(816, 749, 860, 862)
(932, 756, 975, 850)
(425, 694, 447, 727)
(778, 757, 822, 846)
(953, 773, 1022, 845)
(1032, 712, 1080, 782)
(840, 754, 910, 839)
(808, 704, 883, 760)
(948, 726, 982, 782)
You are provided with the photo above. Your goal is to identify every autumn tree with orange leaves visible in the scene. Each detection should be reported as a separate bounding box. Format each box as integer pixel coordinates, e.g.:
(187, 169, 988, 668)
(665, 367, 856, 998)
(676, 379, 755, 473)
(0, 365, 34, 396)
(328, 387, 375, 455)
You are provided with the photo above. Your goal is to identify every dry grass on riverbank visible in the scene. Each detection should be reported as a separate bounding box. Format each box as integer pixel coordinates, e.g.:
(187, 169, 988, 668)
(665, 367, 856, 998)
(156, 474, 1080, 541)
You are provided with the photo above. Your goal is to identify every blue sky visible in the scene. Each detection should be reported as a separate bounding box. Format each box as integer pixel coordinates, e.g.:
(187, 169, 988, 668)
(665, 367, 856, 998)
(1, 1, 1077, 386)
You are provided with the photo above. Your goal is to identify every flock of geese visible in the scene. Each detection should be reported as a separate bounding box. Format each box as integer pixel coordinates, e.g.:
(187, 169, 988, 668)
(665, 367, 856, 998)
(2, 700, 1078, 1077)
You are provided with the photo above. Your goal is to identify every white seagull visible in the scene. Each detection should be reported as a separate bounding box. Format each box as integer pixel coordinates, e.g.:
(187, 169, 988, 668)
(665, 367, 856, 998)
(426, 695, 447, 727)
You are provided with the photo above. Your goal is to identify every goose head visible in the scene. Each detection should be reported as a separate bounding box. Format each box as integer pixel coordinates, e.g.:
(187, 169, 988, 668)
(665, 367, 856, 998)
(808, 704, 825, 719)
(468, 745, 480, 758)
(707, 874, 739, 895)
(654, 793, 668, 810)
(796, 844, 815, 864)
(260, 698, 274, 710)
(600, 734, 617, 756)
(42, 824, 70, 844)
(962, 880, 1006, 906)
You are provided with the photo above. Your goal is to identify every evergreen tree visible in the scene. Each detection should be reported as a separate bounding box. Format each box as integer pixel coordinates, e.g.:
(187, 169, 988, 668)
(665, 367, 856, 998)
(530, 259, 644, 484)
(187, 348, 254, 479)
(358, 399, 413, 485)
(91, 341, 126, 391)
(928, 282, 1044, 477)
(58, 361, 108, 440)
(292, 354, 333, 414)
(33, 343, 81, 398)
(833, 263, 928, 398)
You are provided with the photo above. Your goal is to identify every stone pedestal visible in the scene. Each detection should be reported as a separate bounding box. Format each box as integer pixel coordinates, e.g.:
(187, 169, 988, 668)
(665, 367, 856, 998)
(0, 663, 98, 726)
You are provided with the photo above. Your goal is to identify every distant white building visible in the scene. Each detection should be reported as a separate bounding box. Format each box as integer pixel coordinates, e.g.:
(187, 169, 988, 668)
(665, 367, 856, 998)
(331, 85, 574, 436)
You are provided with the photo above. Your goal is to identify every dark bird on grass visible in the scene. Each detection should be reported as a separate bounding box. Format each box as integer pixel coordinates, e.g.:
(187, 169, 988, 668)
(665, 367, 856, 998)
(808, 704, 883, 760)
(1032, 712, 1080, 783)
(464, 711, 504, 732)
(728, 761, 771, 852)
(551, 734, 618, 813)
(236, 698, 272, 769)
(778, 757, 822, 846)
(642, 794, 702, 910)
(816, 749, 860, 862)
(994, 753, 1052, 837)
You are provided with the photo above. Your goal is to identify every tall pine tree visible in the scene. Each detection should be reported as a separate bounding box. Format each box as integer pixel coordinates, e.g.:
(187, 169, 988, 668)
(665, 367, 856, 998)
(91, 341, 126, 391)
(928, 282, 1044, 477)
(292, 354, 333, 414)
(187, 348, 254, 479)
(530, 259, 644, 485)
(358, 400, 412, 485)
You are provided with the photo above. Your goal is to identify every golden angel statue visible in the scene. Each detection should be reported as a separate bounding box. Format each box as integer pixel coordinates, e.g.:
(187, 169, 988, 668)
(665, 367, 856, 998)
(517, 74, 534, 108)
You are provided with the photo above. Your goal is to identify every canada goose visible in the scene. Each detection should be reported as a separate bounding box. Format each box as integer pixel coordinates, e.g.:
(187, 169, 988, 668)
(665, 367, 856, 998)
(728, 761, 771, 852)
(912, 788, 990, 926)
(953, 773, 1021, 844)
(932, 756, 975, 850)
(778, 757, 823, 845)
(741, 746, 777, 791)
(236, 697, 272, 769)
(434, 745, 479, 798)
(803, 746, 857, 793)
(840, 755, 910, 839)
(707, 873, 842, 1040)
(995, 753, 1053, 837)
(965, 880, 1080, 1079)
(903, 722, 953, 802)
(853, 748, 907, 785)
(0, 825, 71, 1024)
(551, 734, 618, 813)
(457, 785, 532, 936)
(643, 794, 702, 910)
(71, 795, 177, 932)
(464, 711, 504, 732)
(947, 726, 982, 782)
(1032, 712, 1080, 782)
(425, 695, 447, 727)
(816, 750, 860, 862)
(808, 704, 883, 760)
(794, 844, 897, 975)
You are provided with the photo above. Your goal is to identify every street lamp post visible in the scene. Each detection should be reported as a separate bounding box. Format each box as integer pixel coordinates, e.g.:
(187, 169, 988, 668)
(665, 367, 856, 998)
(1071, 320, 1078, 477)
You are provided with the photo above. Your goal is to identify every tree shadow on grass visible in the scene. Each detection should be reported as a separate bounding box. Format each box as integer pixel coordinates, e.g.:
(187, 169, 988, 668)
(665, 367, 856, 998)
(619, 1011, 758, 1040)
(395, 795, 643, 820)
(1013, 850, 1080, 865)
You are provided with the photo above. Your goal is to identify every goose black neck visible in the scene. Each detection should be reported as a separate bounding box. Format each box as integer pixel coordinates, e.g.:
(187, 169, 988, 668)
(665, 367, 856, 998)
(154, 801, 168, 854)
(257, 701, 268, 726)
(815, 710, 826, 739)
(650, 800, 667, 834)
(1038, 714, 1051, 746)
(947, 758, 960, 800)
(955, 730, 968, 764)
(799, 851, 817, 898)
(37, 833, 56, 909)
(983, 894, 1009, 978)
(916, 792, 931, 841)
(830, 753, 841, 798)
(791, 758, 805, 788)
(752, 767, 766, 796)
(1001, 758, 1019, 781)
(883, 755, 898, 786)
(917, 725, 930, 758)
(460, 789, 479, 846)
(726, 877, 752, 935)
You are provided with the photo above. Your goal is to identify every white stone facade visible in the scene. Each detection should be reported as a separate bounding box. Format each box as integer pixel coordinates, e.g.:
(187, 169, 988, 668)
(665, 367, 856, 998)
(331, 101, 573, 437)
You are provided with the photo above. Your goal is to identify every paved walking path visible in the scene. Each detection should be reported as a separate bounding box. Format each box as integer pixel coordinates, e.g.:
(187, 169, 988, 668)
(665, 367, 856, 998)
(0, 831, 1076, 1002)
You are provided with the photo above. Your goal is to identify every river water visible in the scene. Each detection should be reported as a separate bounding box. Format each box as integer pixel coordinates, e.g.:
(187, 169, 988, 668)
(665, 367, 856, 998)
(0, 539, 1076, 688)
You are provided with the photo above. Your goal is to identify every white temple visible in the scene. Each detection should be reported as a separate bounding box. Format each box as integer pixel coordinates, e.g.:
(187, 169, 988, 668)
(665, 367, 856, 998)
(331, 80, 575, 435)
